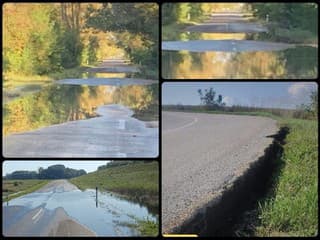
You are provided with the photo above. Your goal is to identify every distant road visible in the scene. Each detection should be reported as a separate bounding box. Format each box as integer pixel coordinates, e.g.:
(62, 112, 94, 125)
(162, 111, 278, 233)
(3, 180, 95, 236)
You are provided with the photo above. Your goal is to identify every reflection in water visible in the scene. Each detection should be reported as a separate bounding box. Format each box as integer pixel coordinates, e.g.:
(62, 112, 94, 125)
(163, 47, 318, 79)
(162, 30, 318, 78)
(3, 84, 158, 136)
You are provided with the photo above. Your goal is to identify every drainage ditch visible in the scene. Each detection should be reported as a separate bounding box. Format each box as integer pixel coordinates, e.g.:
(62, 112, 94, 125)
(173, 127, 289, 236)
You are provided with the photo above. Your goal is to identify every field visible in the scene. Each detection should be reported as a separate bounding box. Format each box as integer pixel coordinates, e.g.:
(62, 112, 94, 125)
(2, 179, 50, 201)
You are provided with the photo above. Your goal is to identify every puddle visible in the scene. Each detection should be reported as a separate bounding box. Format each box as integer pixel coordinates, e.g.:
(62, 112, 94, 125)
(4, 189, 157, 236)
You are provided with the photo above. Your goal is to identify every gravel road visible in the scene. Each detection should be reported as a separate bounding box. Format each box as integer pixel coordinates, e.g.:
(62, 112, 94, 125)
(162, 111, 278, 233)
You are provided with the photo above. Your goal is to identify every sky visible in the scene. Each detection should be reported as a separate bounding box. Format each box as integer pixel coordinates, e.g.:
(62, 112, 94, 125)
(2, 161, 110, 176)
(162, 82, 318, 109)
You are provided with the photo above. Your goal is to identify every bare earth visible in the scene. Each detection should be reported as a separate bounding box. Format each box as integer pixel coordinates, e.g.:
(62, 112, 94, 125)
(162, 112, 278, 233)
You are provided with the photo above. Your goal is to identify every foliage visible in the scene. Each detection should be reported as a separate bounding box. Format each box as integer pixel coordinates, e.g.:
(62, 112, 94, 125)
(86, 3, 158, 79)
(251, 3, 318, 44)
(198, 87, 225, 109)
(5, 165, 86, 180)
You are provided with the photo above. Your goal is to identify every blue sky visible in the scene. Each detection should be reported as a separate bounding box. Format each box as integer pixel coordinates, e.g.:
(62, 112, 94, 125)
(2, 161, 110, 176)
(162, 82, 317, 109)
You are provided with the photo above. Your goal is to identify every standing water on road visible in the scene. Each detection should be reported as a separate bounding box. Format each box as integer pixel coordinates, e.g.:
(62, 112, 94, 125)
(162, 3, 318, 79)
(3, 81, 159, 157)
(3, 188, 157, 236)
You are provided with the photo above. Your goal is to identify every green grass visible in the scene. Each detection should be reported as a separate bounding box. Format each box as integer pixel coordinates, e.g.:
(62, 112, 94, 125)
(2, 179, 50, 201)
(136, 218, 158, 236)
(255, 118, 318, 236)
(70, 161, 159, 212)
(3, 65, 90, 89)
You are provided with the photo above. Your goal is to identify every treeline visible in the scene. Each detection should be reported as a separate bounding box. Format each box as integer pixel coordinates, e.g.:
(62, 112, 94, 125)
(250, 3, 318, 43)
(3, 4, 85, 75)
(97, 160, 153, 171)
(5, 165, 86, 180)
(162, 104, 317, 120)
(3, 3, 158, 79)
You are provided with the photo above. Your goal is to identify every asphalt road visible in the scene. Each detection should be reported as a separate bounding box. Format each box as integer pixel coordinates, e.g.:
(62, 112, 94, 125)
(3, 104, 158, 157)
(162, 111, 278, 233)
(3, 180, 96, 236)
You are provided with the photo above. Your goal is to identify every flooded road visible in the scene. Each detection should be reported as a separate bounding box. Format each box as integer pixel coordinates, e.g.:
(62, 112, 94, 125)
(3, 180, 156, 236)
(162, 12, 318, 79)
(4, 104, 158, 157)
(3, 79, 159, 157)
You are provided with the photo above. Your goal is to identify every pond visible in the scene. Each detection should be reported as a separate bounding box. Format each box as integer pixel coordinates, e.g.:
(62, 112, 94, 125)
(162, 31, 318, 79)
(3, 189, 157, 236)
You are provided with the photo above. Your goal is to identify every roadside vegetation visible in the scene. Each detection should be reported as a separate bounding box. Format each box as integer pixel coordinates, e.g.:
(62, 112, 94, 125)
(3, 3, 158, 88)
(70, 161, 159, 212)
(163, 87, 318, 236)
(254, 118, 318, 236)
(249, 3, 318, 45)
(2, 179, 50, 202)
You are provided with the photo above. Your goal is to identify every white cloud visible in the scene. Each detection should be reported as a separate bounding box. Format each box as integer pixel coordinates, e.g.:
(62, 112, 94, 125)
(222, 96, 234, 106)
(288, 82, 317, 98)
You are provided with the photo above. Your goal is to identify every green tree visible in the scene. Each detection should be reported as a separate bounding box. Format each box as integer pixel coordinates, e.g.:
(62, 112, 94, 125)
(198, 88, 225, 109)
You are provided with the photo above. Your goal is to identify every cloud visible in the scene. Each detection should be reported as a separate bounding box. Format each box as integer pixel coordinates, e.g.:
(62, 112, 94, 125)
(288, 82, 317, 98)
(222, 96, 234, 106)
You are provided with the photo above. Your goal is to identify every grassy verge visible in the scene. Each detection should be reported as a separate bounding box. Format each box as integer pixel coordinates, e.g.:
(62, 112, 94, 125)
(70, 161, 159, 213)
(2, 179, 50, 201)
(3, 66, 90, 89)
(254, 118, 318, 236)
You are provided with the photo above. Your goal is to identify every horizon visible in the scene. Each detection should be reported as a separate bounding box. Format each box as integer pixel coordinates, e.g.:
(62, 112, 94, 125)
(2, 161, 110, 177)
(162, 82, 318, 110)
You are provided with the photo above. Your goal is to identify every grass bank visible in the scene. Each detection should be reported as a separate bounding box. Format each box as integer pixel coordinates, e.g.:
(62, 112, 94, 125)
(2, 179, 50, 202)
(254, 118, 318, 236)
(70, 161, 159, 236)
(70, 161, 159, 213)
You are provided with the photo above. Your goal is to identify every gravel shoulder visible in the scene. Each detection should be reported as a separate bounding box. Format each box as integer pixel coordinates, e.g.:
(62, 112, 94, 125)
(162, 112, 278, 233)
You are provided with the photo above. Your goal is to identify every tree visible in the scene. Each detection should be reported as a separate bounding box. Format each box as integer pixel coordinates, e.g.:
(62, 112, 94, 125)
(198, 87, 225, 109)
